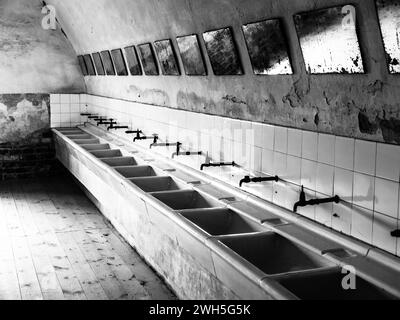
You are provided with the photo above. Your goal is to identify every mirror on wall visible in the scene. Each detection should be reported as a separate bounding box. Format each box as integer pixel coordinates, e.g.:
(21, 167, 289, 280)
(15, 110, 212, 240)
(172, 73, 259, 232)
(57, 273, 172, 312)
(83, 54, 96, 76)
(294, 5, 364, 74)
(203, 27, 243, 75)
(124, 46, 143, 75)
(154, 39, 180, 76)
(176, 35, 207, 76)
(111, 49, 129, 76)
(78, 56, 88, 76)
(100, 50, 116, 76)
(243, 19, 293, 75)
(376, 0, 400, 73)
(92, 52, 105, 76)
(138, 43, 159, 76)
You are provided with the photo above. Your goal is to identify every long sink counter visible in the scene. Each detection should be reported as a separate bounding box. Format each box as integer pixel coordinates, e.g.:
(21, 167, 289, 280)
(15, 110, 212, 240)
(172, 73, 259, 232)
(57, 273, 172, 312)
(53, 125, 400, 300)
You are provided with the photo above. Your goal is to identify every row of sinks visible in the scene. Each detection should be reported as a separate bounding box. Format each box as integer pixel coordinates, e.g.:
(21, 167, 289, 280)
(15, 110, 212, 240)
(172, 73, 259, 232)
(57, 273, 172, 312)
(58, 128, 397, 300)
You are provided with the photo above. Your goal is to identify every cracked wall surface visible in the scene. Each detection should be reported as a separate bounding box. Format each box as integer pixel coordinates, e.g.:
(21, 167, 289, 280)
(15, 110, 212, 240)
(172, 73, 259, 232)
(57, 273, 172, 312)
(48, 0, 400, 145)
(0, 94, 50, 144)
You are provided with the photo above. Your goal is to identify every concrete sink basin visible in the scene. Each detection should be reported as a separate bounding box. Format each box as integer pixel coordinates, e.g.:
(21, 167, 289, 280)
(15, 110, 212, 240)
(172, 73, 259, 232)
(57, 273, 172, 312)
(218, 232, 331, 276)
(129, 176, 188, 193)
(102, 157, 138, 167)
(151, 190, 223, 210)
(90, 149, 123, 158)
(81, 144, 110, 151)
(181, 208, 267, 236)
(277, 269, 396, 300)
(66, 134, 93, 140)
(73, 139, 100, 145)
(114, 166, 161, 178)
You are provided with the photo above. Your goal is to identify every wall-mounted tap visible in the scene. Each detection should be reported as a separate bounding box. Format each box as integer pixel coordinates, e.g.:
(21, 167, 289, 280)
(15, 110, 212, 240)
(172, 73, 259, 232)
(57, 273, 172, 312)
(239, 175, 279, 188)
(88, 115, 101, 119)
(99, 119, 117, 127)
(172, 142, 202, 158)
(107, 125, 129, 131)
(95, 118, 112, 126)
(150, 141, 178, 149)
(126, 129, 143, 141)
(293, 186, 340, 213)
(391, 230, 400, 238)
(134, 134, 159, 143)
(201, 161, 236, 171)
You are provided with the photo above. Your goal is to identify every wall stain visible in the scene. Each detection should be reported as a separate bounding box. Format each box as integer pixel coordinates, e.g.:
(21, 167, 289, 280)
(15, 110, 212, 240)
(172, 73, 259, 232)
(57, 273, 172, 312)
(0, 94, 50, 144)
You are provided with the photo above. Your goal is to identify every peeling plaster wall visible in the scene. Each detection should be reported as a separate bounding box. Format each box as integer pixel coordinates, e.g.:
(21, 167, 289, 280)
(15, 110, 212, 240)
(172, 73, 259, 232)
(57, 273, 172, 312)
(0, 0, 85, 94)
(47, 0, 400, 145)
(0, 94, 50, 144)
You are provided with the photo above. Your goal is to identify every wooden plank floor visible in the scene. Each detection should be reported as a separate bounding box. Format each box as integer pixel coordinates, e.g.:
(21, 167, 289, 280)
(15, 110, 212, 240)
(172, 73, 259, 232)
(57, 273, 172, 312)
(0, 175, 176, 301)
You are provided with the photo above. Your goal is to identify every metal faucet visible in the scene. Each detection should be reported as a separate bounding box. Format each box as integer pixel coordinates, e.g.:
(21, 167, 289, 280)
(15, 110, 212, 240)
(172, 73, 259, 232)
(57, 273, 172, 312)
(293, 186, 340, 213)
(134, 134, 159, 143)
(107, 124, 129, 131)
(239, 175, 279, 188)
(171, 142, 202, 158)
(201, 161, 236, 171)
(150, 141, 179, 149)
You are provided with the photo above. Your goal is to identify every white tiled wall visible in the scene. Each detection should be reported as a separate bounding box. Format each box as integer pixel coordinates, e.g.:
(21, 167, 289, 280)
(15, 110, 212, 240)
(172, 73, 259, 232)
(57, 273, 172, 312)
(59, 93, 400, 257)
(50, 94, 87, 128)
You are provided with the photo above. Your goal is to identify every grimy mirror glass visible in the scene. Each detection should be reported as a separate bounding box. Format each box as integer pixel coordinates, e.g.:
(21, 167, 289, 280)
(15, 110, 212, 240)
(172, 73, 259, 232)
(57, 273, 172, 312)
(294, 5, 364, 74)
(154, 39, 180, 76)
(83, 54, 96, 76)
(100, 50, 116, 76)
(92, 52, 105, 76)
(138, 43, 159, 75)
(111, 49, 128, 76)
(203, 27, 243, 75)
(176, 35, 207, 76)
(124, 46, 142, 75)
(376, 0, 400, 73)
(243, 19, 293, 75)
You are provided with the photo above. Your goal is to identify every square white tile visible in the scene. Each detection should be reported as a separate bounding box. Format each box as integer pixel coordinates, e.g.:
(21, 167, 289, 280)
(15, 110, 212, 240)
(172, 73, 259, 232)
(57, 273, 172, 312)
(302, 131, 318, 161)
(60, 94, 70, 104)
(250, 146, 262, 174)
(288, 129, 302, 157)
(273, 152, 287, 177)
(60, 104, 70, 114)
(70, 95, 80, 103)
(376, 143, 400, 182)
(273, 181, 299, 211)
(274, 127, 288, 154)
(286, 155, 302, 185)
(351, 205, 373, 244)
(262, 125, 275, 151)
(70, 104, 80, 113)
(301, 159, 318, 190)
(332, 202, 352, 235)
(262, 149, 275, 176)
(316, 163, 334, 196)
(252, 123, 264, 148)
(353, 173, 375, 211)
(315, 192, 333, 227)
(335, 137, 355, 170)
(354, 140, 377, 175)
(50, 104, 61, 115)
(374, 178, 399, 218)
(318, 133, 335, 165)
(334, 167, 354, 201)
(50, 94, 60, 104)
(372, 212, 397, 255)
